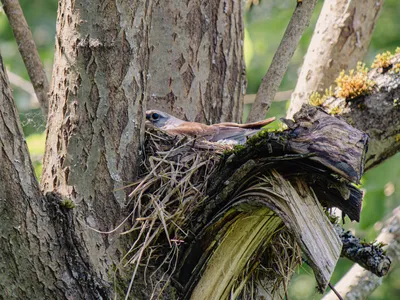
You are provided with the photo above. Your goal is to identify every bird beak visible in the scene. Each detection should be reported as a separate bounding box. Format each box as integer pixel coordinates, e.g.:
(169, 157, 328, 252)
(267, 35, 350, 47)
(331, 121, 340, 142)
(145, 114, 150, 120)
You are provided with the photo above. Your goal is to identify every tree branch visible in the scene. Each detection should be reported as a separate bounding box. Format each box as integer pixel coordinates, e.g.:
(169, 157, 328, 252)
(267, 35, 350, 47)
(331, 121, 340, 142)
(320, 54, 400, 170)
(323, 207, 400, 300)
(287, 0, 384, 118)
(335, 225, 391, 277)
(246, 0, 318, 122)
(1, 0, 49, 117)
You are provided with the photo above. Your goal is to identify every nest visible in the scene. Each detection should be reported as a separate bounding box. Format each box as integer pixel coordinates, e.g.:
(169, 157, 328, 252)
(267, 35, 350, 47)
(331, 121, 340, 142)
(111, 104, 369, 299)
(111, 126, 309, 299)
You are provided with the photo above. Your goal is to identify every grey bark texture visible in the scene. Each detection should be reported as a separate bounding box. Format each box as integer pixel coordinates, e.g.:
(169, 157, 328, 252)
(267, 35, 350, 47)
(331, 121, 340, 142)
(0, 0, 398, 299)
(37, 0, 244, 298)
(0, 53, 50, 298)
(41, 0, 151, 287)
(287, 0, 384, 118)
(0, 53, 108, 299)
(146, 0, 245, 124)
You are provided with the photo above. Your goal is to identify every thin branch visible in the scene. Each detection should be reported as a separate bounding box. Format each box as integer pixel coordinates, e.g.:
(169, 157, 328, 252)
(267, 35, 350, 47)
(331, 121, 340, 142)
(246, 0, 318, 123)
(328, 283, 344, 300)
(1, 0, 49, 117)
(323, 207, 400, 300)
(244, 90, 292, 105)
(335, 225, 391, 277)
(7, 70, 39, 109)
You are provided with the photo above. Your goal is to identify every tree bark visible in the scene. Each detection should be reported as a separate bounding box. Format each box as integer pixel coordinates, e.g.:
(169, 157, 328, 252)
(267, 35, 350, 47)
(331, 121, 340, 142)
(0, 52, 50, 298)
(320, 56, 400, 170)
(41, 1, 153, 289)
(287, 0, 384, 118)
(1, 0, 397, 298)
(146, 0, 245, 123)
(1, 51, 109, 299)
(37, 0, 245, 298)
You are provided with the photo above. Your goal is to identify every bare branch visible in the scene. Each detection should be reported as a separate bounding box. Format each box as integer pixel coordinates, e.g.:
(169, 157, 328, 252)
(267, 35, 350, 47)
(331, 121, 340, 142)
(323, 207, 400, 300)
(287, 0, 384, 118)
(7, 69, 39, 109)
(1, 0, 49, 117)
(244, 90, 292, 104)
(246, 0, 318, 123)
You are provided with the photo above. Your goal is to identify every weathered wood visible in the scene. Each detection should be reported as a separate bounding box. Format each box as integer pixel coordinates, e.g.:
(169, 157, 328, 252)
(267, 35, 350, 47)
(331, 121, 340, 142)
(203, 105, 367, 223)
(172, 105, 369, 298)
(284, 104, 368, 184)
(189, 208, 282, 299)
(180, 171, 342, 298)
(321, 54, 400, 170)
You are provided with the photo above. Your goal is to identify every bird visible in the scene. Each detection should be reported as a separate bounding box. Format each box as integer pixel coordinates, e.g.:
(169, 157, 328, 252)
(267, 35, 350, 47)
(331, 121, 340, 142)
(145, 110, 275, 145)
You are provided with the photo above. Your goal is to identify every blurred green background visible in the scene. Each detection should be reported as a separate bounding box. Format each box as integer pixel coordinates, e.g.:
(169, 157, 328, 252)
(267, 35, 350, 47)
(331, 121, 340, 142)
(1, 0, 399, 298)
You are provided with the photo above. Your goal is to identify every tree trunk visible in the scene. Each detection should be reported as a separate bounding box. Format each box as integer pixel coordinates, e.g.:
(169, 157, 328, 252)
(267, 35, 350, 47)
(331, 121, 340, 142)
(146, 1, 245, 123)
(1, 52, 108, 299)
(37, 0, 244, 298)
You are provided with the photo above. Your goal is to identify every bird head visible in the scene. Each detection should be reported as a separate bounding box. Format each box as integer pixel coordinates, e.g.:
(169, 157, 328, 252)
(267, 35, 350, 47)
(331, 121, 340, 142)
(146, 109, 187, 129)
(145, 110, 170, 128)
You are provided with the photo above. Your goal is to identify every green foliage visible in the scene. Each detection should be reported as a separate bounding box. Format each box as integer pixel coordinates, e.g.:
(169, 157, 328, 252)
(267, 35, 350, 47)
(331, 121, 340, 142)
(25, 131, 46, 179)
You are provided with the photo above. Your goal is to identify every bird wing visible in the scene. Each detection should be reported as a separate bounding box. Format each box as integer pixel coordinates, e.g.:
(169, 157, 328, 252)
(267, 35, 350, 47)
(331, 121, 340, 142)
(162, 117, 274, 144)
(164, 122, 218, 139)
(210, 127, 256, 144)
(215, 116, 275, 129)
(164, 122, 253, 144)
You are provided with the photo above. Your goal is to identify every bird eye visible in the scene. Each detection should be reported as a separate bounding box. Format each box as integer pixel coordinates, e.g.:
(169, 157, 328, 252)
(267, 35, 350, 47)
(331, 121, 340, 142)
(152, 113, 159, 120)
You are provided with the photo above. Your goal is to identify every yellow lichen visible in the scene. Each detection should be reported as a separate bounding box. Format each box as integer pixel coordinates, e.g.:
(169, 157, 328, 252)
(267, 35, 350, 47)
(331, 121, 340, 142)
(309, 92, 323, 106)
(396, 47, 400, 55)
(396, 134, 400, 143)
(392, 63, 400, 74)
(328, 105, 343, 115)
(335, 62, 375, 100)
(371, 51, 393, 69)
(309, 86, 334, 106)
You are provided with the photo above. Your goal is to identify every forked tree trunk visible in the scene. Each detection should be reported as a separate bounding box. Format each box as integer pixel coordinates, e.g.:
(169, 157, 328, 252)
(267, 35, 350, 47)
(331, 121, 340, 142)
(37, 0, 244, 297)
